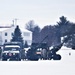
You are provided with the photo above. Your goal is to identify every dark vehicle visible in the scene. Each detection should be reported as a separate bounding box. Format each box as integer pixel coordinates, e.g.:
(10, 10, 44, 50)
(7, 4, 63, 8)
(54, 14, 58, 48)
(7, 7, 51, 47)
(26, 35, 49, 61)
(27, 43, 40, 61)
(2, 42, 22, 61)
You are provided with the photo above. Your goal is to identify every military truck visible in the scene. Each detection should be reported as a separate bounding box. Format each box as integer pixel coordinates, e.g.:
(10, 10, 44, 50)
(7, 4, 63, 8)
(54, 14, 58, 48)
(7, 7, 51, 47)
(2, 42, 22, 61)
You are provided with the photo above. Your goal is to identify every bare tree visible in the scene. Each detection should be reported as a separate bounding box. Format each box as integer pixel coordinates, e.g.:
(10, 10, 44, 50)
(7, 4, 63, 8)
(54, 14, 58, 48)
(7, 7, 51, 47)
(25, 20, 36, 32)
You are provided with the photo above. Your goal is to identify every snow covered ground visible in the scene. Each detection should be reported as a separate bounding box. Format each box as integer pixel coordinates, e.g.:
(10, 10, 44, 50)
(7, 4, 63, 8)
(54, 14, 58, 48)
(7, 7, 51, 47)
(0, 46, 75, 75)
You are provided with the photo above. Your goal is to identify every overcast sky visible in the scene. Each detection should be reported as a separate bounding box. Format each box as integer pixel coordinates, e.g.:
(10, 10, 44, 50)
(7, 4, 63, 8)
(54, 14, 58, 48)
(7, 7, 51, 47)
(0, 0, 75, 28)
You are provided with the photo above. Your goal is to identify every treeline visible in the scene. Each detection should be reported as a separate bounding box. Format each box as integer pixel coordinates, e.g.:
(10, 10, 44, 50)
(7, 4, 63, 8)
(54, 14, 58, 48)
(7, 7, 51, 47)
(25, 16, 75, 49)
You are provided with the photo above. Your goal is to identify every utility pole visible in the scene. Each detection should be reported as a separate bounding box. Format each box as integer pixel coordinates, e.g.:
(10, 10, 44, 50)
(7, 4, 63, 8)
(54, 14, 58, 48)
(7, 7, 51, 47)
(12, 20, 14, 26)
(12, 18, 19, 27)
(14, 18, 18, 25)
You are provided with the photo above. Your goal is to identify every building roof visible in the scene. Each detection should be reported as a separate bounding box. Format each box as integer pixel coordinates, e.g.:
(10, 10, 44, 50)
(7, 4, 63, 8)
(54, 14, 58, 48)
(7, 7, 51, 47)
(20, 28, 32, 33)
(0, 28, 10, 32)
(0, 26, 32, 33)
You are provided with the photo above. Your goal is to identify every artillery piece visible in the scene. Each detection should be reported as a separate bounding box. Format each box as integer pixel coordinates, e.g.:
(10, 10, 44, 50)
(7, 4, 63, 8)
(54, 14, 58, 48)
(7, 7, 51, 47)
(26, 35, 63, 61)
(48, 43, 63, 60)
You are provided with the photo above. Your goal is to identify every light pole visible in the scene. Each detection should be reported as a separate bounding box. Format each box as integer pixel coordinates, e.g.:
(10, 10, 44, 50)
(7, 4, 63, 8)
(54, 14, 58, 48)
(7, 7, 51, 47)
(12, 20, 14, 26)
(14, 18, 18, 25)
(12, 18, 18, 26)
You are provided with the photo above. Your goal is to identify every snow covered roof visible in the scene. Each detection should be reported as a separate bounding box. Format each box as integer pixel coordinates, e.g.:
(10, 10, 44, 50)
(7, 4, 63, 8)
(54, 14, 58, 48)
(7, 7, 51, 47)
(0, 28, 10, 32)
(0, 26, 32, 33)
(20, 28, 32, 33)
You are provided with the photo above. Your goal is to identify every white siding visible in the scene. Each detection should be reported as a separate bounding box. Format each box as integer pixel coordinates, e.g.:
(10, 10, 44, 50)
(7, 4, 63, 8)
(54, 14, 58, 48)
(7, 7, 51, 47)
(1, 28, 14, 45)
(0, 26, 32, 46)
(22, 32, 32, 45)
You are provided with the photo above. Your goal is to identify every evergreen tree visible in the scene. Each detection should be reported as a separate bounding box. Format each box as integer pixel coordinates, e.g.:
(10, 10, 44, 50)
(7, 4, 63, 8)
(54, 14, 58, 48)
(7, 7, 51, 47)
(57, 16, 75, 48)
(11, 25, 23, 44)
(57, 16, 69, 37)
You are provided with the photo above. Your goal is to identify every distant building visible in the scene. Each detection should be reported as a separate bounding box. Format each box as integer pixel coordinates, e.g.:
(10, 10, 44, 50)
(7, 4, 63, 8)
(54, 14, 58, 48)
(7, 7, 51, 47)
(0, 25, 32, 46)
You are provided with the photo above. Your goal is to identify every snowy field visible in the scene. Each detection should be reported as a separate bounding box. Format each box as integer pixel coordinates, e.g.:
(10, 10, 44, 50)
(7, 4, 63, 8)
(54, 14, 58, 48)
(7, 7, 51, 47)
(0, 46, 75, 75)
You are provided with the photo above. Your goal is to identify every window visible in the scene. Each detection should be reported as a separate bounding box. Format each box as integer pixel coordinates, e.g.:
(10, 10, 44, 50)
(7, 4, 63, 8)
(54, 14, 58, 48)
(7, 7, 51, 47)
(5, 33, 7, 36)
(5, 39, 7, 42)
(23, 32, 30, 36)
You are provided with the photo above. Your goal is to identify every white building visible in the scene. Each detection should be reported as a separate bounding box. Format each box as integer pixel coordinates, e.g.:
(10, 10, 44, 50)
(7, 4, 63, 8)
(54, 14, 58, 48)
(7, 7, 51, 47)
(0, 25, 32, 46)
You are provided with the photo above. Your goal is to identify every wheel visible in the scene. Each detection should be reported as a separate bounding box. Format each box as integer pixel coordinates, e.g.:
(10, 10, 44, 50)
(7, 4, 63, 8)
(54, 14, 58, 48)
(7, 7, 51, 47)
(27, 55, 39, 61)
(2, 58, 7, 61)
(30, 58, 39, 61)
(53, 54, 61, 60)
(14, 57, 21, 61)
(18, 58, 21, 61)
